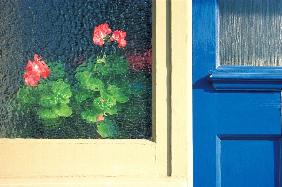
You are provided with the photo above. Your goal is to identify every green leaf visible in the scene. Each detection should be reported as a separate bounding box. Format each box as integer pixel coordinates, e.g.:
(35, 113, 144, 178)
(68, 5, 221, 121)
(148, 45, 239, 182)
(75, 70, 91, 80)
(81, 109, 103, 123)
(94, 63, 110, 76)
(60, 97, 70, 104)
(54, 104, 72, 117)
(75, 71, 104, 91)
(37, 108, 59, 120)
(48, 62, 65, 80)
(104, 106, 118, 115)
(17, 87, 34, 105)
(39, 95, 58, 107)
(93, 96, 116, 111)
(75, 62, 89, 73)
(35, 81, 48, 93)
(74, 89, 92, 103)
(94, 55, 129, 75)
(51, 80, 72, 98)
(110, 56, 128, 75)
(87, 77, 104, 91)
(107, 85, 129, 103)
(96, 119, 118, 138)
(50, 80, 72, 104)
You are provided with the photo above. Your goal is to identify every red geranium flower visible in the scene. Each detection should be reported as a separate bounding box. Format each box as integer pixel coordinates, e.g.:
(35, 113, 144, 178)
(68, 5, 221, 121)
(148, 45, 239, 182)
(33, 54, 50, 78)
(93, 23, 112, 46)
(111, 30, 127, 48)
(23, 54, 50, 87)
(23, 71, 41, 87)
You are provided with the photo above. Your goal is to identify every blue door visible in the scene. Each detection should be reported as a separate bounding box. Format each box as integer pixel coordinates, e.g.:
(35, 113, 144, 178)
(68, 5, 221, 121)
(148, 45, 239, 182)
(193, 0, 282, 186)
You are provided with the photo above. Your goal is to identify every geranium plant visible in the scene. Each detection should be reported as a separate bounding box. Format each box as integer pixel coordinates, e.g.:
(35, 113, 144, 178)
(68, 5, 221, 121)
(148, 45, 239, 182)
(17, 55, 72, 127)
(73, 23, 131, 137)
(16, 23, 147, 138)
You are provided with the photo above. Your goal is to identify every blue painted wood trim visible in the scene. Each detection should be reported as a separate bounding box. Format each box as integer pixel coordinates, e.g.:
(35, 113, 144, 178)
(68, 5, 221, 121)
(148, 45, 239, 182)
(210, 66, 282, 90)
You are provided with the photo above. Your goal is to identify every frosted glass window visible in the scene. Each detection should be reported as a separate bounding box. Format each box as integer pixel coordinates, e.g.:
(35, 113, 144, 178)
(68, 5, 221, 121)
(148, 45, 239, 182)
(219, 0, 282, 66)
(0, 0, 152, 139)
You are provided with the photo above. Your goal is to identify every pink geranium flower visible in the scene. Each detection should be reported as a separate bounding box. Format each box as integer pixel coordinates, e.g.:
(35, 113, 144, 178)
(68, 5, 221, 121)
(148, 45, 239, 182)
(93, 23, 112, 46)
(23, 54, 50, 87)
(33, 54, 50, 78)
(23, 71, 41, 87)
(111, 30, 127, 48)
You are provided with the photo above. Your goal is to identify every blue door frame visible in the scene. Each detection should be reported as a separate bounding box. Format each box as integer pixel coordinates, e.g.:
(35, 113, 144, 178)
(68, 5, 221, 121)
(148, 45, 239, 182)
(193, 1, 282, 186)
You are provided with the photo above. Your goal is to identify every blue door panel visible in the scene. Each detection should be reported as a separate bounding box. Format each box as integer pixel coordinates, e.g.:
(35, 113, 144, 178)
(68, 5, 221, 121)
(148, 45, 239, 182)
(215, 92, 281, 134)
(193, 131, 217, 186)
(218, 138, 280, 187)
(193, 90, 281, 187)
(193, 0, 282, 186)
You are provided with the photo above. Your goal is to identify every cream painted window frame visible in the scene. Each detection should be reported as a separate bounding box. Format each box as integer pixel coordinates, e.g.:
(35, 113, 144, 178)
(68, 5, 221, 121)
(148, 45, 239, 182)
(0, 0, 191, 186)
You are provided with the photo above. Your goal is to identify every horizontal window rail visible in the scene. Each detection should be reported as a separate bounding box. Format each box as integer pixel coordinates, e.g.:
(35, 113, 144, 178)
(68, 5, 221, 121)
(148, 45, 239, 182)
(210, 66, 282, 91)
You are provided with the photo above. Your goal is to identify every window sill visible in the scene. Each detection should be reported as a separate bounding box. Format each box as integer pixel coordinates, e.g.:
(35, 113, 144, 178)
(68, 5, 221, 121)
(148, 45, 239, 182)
(0, 139, 157, 178)
(0, 176, 187, 187)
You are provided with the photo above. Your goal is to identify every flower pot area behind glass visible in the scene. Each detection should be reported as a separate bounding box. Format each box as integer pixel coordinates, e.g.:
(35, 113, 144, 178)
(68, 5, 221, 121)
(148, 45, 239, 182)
(0, 0, 152, 139)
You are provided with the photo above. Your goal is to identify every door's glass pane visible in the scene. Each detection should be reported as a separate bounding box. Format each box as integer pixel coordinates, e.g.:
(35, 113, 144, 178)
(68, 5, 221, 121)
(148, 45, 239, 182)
(219, 0, 282, 66)
(0, 0, 152, 139)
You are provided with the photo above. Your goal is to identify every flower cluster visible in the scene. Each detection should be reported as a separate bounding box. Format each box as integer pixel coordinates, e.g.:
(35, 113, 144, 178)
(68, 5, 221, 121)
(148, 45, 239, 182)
(93, 23, 127, 48)
(127, 49, 152, 72)
(93, 23, 112, 47)
(23, 54, 50, 86)
(111, 30, 127, 48)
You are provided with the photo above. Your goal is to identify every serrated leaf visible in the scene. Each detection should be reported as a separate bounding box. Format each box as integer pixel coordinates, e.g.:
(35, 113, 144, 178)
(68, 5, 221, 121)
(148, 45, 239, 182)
(87, 77, 104, 91)
(48, 62, 65, 80)
(96, 119, 118, 138)
(35, 81, 48, 92)
(60, 97, 70, 104)
(51, 80, 72, 98)
(81, 109, 102, 123)
(94, 63, 110, 76)
(93, 96, 116, 111)
(54, 104, 72, 117)
(75, 62, 89, 73)
(107, 85, 129, 103)
(110, 56, 128, 75)
(17, 87, 34, 105)
(39, 95, 58, 107)
(104, 106, 118, 115)
(50, 80, 72, 104)
(74, 90, 92, 103)
(75, 71, 104, 91)
(75, 71, 91, 82)
(38, 108, 59, 120)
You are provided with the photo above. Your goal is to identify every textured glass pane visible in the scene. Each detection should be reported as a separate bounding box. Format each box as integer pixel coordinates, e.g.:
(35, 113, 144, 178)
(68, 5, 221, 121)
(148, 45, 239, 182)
(219, 0, 282, 66)
(0, 0, 152, 139)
